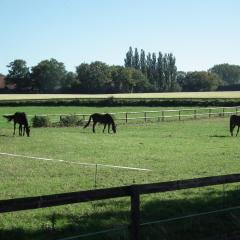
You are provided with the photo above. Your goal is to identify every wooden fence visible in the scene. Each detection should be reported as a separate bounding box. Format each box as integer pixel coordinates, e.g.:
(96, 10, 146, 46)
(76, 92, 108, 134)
(1, 173, 240, 239)
(27, 106, 240, 124)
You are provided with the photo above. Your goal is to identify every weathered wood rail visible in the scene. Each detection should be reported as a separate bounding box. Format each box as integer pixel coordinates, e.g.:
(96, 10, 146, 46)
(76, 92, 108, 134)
(23, 106, 240, 124)
(1, 173, 240, 240)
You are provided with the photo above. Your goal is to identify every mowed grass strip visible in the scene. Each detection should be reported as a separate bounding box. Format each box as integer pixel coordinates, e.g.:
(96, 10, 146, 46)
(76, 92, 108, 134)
(0, 91, 240, 100)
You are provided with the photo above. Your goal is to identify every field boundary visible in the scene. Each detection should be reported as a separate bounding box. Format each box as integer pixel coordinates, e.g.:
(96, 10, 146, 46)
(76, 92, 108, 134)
(19, 106, 240, 124)
(1, 97, 240, 107)
(1, 173, 240, 240)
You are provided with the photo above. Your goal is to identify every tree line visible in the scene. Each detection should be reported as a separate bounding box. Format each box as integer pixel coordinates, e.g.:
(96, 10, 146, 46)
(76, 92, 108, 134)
(2, 47, 240, 93)
(124, 47, 179, 92)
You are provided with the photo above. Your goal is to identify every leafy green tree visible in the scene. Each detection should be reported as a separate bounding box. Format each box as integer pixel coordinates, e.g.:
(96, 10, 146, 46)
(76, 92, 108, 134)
(110, 66, 129, 92)
(131, 68, 151, 92)
(62, 72, 77, 93)
(31, 58, 67, 93)
(5, 59, 31, 92)
(181, 71, 222, 91)
(76, 61, 111, 93)
(110, 66, 150, 93)
(209, 64, 240, 85)
(176, 71, 186, 89)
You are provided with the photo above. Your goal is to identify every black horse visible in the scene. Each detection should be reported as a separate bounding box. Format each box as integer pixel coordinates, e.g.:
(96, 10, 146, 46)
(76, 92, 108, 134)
(84, 113, 116, 133)
(3, 112, 30, 137)
(230, 115, 240, 136)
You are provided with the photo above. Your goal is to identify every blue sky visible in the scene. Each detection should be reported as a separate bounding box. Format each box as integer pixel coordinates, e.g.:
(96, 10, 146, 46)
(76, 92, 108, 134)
(0, 0, 239, 74)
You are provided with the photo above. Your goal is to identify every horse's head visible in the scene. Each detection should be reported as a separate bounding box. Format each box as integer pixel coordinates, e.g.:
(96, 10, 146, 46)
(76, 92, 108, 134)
(26, 126, 30, 137)
(112, 123, 117, 133)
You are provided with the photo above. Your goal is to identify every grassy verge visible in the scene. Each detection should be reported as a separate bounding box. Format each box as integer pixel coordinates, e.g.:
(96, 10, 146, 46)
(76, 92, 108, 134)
(0, 105, 240, 239)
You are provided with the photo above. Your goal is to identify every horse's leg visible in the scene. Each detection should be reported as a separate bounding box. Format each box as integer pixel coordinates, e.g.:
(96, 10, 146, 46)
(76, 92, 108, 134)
(231, 125, 235, 136)
(13, 122, 16, 136)
(103, 124, 106, 133)
(108, 124, 110, 133)
(23, 125, 25, 136)
(93, 122, 96, 133)
(19, 125, 22, 136)
(237, 126, 240, 136)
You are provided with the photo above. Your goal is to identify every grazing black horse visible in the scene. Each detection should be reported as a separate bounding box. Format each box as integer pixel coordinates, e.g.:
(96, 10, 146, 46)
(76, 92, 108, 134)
(84, 113, 116, 133)
(3, 112, 30, 137)
(230, 115, 240, 136)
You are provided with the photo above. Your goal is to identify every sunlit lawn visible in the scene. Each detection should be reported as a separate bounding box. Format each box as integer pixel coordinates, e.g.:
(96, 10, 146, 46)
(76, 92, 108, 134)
(1, 107, 240, 239)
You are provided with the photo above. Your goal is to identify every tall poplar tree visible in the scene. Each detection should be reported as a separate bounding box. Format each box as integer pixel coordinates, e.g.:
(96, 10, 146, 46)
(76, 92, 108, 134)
(132, 48, 140, 69)
(140, 49, 146, 75)
(157, 52, 164, 91)
(124, 46, 133, 68)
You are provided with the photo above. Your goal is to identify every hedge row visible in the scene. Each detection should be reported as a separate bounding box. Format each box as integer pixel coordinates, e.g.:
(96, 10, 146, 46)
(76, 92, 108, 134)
(1, 98, 240, 107)
(31, 115, 84, 128)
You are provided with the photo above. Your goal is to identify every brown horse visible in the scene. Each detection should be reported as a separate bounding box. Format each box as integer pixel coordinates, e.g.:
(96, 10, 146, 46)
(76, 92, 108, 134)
(230, 115, 240, 136)
(3, 112, 30, 137)
(84, 113, 116, 133)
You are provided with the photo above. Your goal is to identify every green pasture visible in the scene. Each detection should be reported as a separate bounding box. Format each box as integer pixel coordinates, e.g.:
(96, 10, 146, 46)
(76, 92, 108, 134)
(0, 106, 240, 239)
(0, 91, 240, 101)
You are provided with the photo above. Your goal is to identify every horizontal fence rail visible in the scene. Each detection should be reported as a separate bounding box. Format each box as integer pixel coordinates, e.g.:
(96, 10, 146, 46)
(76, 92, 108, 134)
(1, 173, 240, 239)
(1, 173, 240, 213)
(13, 106, 240, 124)
(2, 106, 240, 125)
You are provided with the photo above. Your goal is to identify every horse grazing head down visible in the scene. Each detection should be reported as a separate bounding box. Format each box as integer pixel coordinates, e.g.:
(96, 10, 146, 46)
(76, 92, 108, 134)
(3, 112, 30, 137)
(25, 126, 31, 137)
(84, 113, 117, 133)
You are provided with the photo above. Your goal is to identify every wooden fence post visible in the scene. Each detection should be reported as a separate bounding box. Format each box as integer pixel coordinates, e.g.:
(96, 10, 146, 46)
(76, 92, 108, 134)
(130, 186, 140, 240)
(194, 109, 197, 120)
(144, 112, 147, 123)
(209, 109, 211, 118)
(162, 111, 165, 122)
(126, 113, 128, 123)
(179, 110, 181, 121)
(222, 108, 225, 117)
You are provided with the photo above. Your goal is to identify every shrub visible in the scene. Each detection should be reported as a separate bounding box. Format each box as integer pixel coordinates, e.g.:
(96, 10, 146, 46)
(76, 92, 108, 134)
(59, 115, 84, 127)
(31, 115, 51, 127)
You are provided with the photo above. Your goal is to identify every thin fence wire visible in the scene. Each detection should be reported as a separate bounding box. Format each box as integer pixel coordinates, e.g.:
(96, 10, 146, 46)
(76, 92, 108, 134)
(56, 226, 129, 240)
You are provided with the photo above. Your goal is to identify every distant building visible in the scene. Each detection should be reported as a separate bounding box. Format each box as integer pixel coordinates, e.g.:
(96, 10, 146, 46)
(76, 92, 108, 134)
(0, 74, 5, 88)
(0, 74, 16, 90)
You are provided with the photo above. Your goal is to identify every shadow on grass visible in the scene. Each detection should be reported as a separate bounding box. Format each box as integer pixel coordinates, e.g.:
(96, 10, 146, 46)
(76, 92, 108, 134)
(209, 135, 231, 138)
(1, 188, 240, 240)
(0, 134, 13, 137)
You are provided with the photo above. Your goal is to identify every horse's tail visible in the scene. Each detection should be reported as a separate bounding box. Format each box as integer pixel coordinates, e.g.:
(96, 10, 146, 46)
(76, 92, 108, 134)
(230, 115, 236, 136)
(83, 115, 92, 128)
(3, 114, 15, 122)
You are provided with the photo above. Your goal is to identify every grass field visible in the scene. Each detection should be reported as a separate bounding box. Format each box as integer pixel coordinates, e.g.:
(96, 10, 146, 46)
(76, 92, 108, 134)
(0, 106, 240, 239)
(0, 91, 240, 100)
